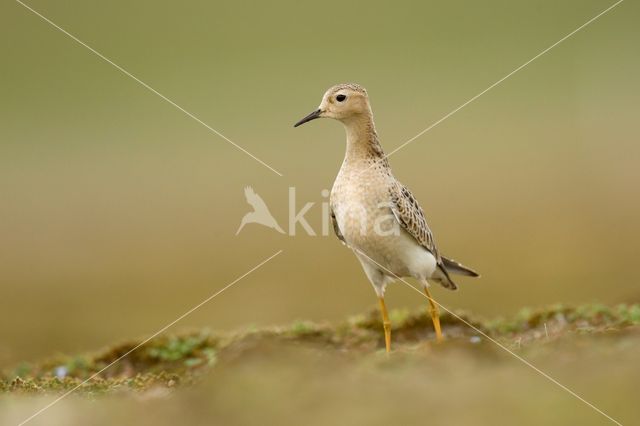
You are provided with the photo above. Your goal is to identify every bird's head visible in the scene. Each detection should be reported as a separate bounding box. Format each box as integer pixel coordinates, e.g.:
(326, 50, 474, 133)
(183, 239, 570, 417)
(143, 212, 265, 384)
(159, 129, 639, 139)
(294, 83, 372, 127)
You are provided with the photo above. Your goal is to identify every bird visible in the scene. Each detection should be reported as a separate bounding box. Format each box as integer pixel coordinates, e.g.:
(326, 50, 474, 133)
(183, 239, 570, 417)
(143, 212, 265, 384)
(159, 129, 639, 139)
(294, 83, 479, 352)
(236, 186, 285, 235)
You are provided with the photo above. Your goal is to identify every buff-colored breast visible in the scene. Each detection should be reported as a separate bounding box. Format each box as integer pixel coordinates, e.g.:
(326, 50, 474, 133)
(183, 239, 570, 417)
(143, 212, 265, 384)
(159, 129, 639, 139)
(331, 161, 437, 280)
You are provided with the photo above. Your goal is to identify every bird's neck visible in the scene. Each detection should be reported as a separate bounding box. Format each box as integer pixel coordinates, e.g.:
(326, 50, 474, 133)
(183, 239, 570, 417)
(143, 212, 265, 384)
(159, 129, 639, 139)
(342, 114, 388, 166)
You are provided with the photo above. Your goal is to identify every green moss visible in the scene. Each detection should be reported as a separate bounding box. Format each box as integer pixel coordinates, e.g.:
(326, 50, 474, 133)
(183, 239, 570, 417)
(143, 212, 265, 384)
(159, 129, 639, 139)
(146, 334, 208, 362)
(389, 308, 411, 326)
(615, 304, 640, 325)
(290, 320, 317, 335)
(2, 303, 637, 396)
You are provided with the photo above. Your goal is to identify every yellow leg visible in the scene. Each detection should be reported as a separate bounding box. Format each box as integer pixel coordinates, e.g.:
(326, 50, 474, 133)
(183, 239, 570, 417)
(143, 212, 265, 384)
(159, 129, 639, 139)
(424, 286, 443, 342)
(378, 297, 391, 353)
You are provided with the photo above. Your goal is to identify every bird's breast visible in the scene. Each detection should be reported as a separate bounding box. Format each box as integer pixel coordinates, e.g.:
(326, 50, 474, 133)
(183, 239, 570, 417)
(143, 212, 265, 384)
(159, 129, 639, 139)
(331, 169, 395, 247)
(330, 166, 436, 279)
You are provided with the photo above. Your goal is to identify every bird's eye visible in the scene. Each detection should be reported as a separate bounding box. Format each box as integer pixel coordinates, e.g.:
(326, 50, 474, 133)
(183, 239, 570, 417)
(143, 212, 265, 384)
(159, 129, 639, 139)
(336, 94, 346, 102)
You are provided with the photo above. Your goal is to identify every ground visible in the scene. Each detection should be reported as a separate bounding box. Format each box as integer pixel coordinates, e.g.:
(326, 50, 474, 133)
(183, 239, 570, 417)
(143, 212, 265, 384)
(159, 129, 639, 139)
(2, 303, 639, 425)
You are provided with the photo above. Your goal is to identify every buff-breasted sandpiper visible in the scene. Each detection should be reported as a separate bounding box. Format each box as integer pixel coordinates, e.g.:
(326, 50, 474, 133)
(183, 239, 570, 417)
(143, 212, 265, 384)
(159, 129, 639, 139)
(294, 83, 479, 352)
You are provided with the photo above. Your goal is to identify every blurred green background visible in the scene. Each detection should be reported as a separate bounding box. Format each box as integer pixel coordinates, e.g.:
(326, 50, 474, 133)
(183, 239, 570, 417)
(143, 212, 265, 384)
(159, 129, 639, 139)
(1, 0, 639, 369)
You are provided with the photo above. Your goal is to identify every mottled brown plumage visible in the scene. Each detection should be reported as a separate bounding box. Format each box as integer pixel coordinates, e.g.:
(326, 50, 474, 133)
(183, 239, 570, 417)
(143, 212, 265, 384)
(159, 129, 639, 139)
(295, 83, 479, 349)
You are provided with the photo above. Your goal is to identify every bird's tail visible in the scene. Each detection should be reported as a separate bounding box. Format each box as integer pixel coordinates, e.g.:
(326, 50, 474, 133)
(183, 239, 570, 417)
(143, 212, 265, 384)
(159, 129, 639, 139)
(441, 256, 480, 277)
(432, 257, 479, 291)
(432, 265, 458, 290)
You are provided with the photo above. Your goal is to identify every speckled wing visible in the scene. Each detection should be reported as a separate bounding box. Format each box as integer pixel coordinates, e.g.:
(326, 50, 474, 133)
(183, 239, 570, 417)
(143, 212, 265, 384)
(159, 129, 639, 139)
(389, 182, 441, 263)
(389, 181, 458, 288)
(330, 208, 347, 246)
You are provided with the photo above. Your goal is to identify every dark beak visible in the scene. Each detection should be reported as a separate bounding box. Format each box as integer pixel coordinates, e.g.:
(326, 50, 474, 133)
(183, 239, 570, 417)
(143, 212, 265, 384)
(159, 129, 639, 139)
(293, 109, 322, 127)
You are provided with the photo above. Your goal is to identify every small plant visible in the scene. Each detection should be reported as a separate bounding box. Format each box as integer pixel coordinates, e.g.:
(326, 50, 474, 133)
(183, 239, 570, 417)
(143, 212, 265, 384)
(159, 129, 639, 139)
(146, 334, 209, 362)
(291, 320, 316, 335)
